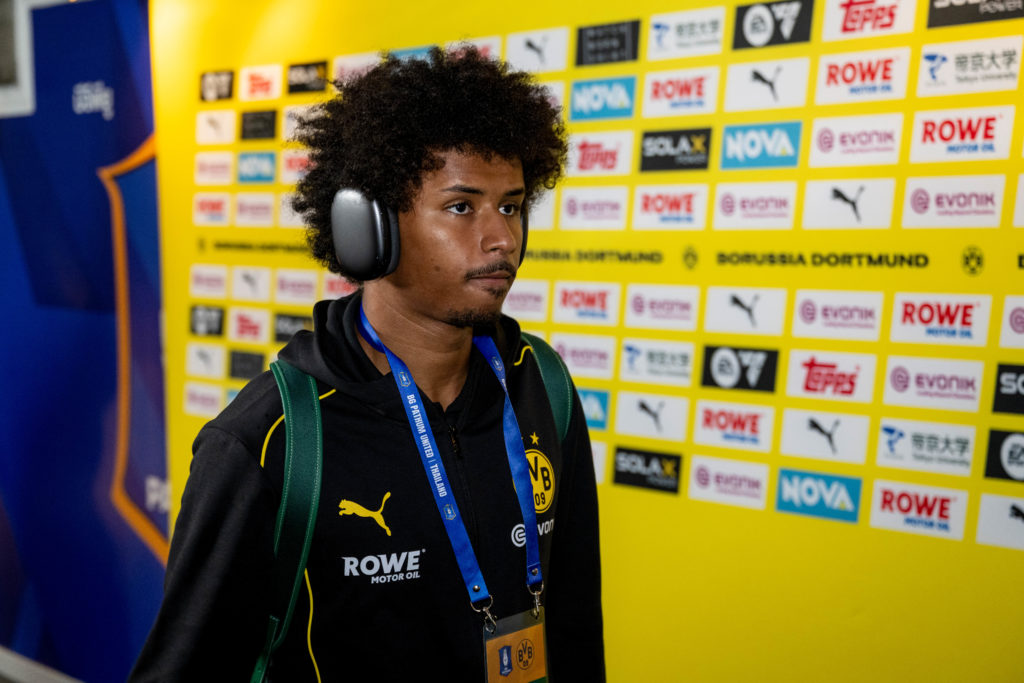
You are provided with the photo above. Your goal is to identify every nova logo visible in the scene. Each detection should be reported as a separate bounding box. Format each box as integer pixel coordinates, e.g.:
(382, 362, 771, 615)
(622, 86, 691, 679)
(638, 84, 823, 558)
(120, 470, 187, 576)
(237, 152, 275, 183)
(613, 447, 681, 493)
(721, 122, 801, 169)
(570, 77, 636, 121)
(342, 549, 422, 583)
(777, 469, 861, 522)
(578, 388, 609, 430)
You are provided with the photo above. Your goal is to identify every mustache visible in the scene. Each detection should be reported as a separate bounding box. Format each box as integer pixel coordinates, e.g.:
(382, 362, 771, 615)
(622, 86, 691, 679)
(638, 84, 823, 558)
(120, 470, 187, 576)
(464, 260, 517, 280)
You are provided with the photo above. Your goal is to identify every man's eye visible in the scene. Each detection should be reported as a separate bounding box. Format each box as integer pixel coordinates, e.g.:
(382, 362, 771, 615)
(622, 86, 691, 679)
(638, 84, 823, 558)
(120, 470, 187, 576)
(499, 203, 520, 216)
(447, 202, 471, 215)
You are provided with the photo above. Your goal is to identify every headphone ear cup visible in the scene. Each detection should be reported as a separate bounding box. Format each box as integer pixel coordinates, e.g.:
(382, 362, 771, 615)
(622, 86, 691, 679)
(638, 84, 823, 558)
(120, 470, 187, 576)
(330, 188, 399, 280)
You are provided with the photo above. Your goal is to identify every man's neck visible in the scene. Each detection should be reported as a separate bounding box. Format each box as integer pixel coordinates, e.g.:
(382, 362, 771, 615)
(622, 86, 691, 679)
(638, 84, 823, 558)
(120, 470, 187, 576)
(358, 289, 474, 410)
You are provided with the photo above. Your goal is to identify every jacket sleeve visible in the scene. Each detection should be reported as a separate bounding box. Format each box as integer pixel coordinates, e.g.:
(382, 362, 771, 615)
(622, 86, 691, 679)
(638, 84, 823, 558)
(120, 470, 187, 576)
(128, 426, 278, 682)
(545, 387, 606, 682)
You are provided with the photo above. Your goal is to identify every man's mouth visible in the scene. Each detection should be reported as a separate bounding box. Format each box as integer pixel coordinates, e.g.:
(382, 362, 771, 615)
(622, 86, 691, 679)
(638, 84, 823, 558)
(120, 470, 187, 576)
(466, 261, 517, 284)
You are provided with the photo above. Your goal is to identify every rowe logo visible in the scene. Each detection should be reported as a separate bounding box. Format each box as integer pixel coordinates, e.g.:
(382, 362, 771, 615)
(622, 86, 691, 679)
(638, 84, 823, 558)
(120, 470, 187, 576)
(643, 67, 717, 117)
(911, 106, 1013, 162)
(891, 294, 990, 346)
(695, 399, 774, 452)
(816, 47, 909, 104)
(342, 550, 422, 583)
(553, 282, 620, 325)
(777, 469, 861, 522)
(871, 480, 966, 540)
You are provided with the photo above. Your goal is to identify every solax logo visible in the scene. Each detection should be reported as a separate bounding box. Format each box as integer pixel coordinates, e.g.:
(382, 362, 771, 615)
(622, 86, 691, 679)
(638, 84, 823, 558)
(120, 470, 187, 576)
(786, 350, 876, 403)
(553, 282, 620, 326)
(640, 129, 711, 171)
(613, 447, 681, 493)
(870, 480, 967, 540)
(822, 0, 915, 41)
(721, 122, 802, 169)
(994, 364, 1024, 415)
(883, 355, 983, 412)
(815, 47, 909, 104)
(890, 293, 990, 346)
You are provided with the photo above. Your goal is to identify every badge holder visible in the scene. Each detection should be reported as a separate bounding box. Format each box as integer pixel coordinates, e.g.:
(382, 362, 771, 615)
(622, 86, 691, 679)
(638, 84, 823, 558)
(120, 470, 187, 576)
(484, 606, 547, 683)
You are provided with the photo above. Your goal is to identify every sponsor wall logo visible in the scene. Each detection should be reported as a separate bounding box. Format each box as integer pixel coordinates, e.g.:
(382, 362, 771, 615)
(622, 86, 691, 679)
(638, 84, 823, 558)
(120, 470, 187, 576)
(193, 192, 230, 226)
(505, 27, 570, 73)
(200, 70, 233, 102)
(591, 440, 608, 484)
(231, 266, 271, 302)
(613, 447, 681, 493)
(275, 269, 318, 305)
(445, 36, 502, 61)
(822, 0, 916, 41)
(883, 355, 983, 412)
(228, 307, 271, 344)
(802, 179, 895, 229)
(234, 193, 275, 227)
(190, 264, 228, 298)
(190, 305, 225, 337)
(918, 36, 1022, 97)
(559, 186, 628, 230)
(733, 0, 814, 50)
(648, 7, 726, 60)
(928, 0, 1024, 27)
(237, 151, 275, 184)
(527, 188, 556, 231)
(184, 382, 222, 418)
(230, 350, 265, 380)
(713, 182, 797, 230)
(287, 61, 327, 93)
(323, 272, 358, 299)
(576, 20, 641, 66)
(704, 286, 787, 336)
(568, 132, 634, 176)
(194, 152, 233, 185)
(976, 493, 1024, 552)
(240, 110, 277, 140)
(792, 289, 883, 340)
(280, 149, 310, 184)
(552, 333, 616, 379)
(809, 113, 903, 167)
(624, 284, 699, 331)
(196, 110, 236, 145)
(1016, 174, 1024, 228)
(999, 295, 1024, 349)
(877, 417, 974, 476)
(238, 65, 281, 101)
(689, 454, 769, 509)
(538, 81, 565, 120)
(275, 313, 313, 343)
(553, 281, 621, 326)
(282, 104, 313, 140)
(815, 47, 909, 104)
(890, 293, 991, 346)
(781, 408, 869, 463)
(723, 57, 810, 111)
(721, 122, 802, 169)
(870, 479, 967, 540)
(578, 388, 609, 430)
(503, 279, 549, 322)
(694, 399, 775, 452)
(620, 338, 695, 387)
(633, 184, 708, 230)
(993, 363, 1024, 415)
(640, 128, 711, 171)
(185, 342, 225, 379)
(332, 52, 378, 82)
(279, 193, 305, 228)
(786, 350, 877, 403)
(643, 67, 719, 117)
(570, 76, 636, 121)
(909, 105, 1014, 163)
(701, 345, 779, 393)
(614, 390, 689, 442)
(902, 175, 1005, 229)
(777, 469, 861, 522)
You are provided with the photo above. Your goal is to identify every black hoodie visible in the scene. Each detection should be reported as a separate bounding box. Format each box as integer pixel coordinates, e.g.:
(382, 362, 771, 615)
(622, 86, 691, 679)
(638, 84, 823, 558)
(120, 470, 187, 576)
(130, 292, 604, 681)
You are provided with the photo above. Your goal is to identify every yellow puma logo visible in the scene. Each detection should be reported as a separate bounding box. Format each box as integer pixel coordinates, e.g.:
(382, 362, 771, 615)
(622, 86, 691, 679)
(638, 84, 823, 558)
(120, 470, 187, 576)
(338, 491, 392, 536)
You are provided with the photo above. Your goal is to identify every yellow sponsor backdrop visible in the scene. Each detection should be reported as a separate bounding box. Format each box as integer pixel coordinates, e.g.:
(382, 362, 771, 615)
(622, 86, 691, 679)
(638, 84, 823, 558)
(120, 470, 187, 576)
(151, 0, 1024, 679)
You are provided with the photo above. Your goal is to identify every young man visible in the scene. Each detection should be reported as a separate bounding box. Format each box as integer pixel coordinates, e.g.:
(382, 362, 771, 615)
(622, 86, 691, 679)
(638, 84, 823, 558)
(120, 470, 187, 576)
(130, 48, 604, 680)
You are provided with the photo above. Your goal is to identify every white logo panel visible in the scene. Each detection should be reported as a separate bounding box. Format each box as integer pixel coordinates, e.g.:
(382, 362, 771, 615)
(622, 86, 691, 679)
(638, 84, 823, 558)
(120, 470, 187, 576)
(791, 290, 883, 341)
(890, 293, 991, 347)
(185, 342, 226, 380)
(189, 264, 228, 299)
(194, 152, 234, 185)
(503, 279, 549, 322)
(802, 179, 895, 229)
(882, 355, 984, 413)
(713, 182, 796, 230)
(780, 408, 869, 464)
(505, 27, 570, 73)
(647, 7, 725, 60)
(633, 184, 708, 230)
(999, 295, 1024, 349)
(809, 113, 903, 167)
(559, 186, 628, 230)
(238, 64, 282, 101)
(815, 47, 910, 104)
(976, 493, 1024, 552)
(624, 284, 699, 331)
(275, 269, 319, 305)
(822, 0, 916, 42)
(704, 286, 786, 336)
(688, 454, 769, 510)
(553, 281, 621, 326)
(917, 36, 1022, 97)
(870, 479, 967, 541)
(910, 105, 1014, 163)
(620, 338, 695, 387)
(902, 175, 1005, 229)
(567, 132, 634, 177)
(876, 417, 974, 477)
(724, 57, 810, 111)
(196, 110, 236, 145)
(234, 192, 275, 227)
(694, 399, 775, 453)
(614, 390, 688, 443)
(786, 350, 877, 403)
(642, 67, 718, 118)
(551, 333, 616, 379)
(231, 266, 271, 302)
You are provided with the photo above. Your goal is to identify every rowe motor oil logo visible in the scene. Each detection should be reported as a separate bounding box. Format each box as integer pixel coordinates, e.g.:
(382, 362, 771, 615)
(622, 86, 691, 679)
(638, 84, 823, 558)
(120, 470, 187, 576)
(890, 293, 991, 346)
(910, 105, 1014, 162)
(815, 47, 909, 103)
(870, 480, 967, 540)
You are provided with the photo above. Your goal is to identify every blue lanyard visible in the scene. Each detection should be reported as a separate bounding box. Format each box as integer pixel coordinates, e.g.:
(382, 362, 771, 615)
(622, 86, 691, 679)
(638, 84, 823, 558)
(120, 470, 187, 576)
(357, 305, 543, 620)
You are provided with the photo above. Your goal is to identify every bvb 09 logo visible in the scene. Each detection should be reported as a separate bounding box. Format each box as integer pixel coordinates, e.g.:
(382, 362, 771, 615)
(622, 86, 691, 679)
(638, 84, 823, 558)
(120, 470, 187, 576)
(526, 437, 555, 513)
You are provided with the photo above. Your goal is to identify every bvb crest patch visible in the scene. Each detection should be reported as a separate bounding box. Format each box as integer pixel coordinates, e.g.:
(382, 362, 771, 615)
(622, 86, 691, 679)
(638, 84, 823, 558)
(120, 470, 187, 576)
(525, 433, 555, 514)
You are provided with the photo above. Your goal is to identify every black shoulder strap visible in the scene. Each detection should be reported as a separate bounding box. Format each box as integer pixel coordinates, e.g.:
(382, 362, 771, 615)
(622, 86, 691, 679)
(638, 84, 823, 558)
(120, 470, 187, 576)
(521, 332, 574, 444)
(251, 360, 323, 683)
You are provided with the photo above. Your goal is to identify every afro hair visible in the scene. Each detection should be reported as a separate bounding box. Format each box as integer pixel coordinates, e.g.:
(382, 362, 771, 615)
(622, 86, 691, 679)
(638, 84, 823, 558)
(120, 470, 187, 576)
(291, 45, 567, 279)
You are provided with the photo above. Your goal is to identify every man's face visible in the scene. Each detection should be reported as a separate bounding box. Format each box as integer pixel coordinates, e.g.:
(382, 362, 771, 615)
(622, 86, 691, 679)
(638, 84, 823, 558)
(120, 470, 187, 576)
(386, 149, 525, 328)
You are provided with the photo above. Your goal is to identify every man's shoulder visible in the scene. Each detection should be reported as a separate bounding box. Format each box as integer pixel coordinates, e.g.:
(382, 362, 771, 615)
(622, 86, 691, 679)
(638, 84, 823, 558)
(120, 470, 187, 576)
(196, 371, 284, 459)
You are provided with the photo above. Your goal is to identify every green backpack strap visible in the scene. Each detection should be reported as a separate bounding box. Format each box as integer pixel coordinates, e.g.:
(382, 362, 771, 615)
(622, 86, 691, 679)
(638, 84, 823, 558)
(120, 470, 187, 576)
(251, 359, 324, 683)
(521, 332, 573, 444)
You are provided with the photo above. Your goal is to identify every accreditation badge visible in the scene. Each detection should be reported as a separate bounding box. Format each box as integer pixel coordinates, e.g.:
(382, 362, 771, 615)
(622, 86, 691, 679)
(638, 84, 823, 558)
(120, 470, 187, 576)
(484, 608, 547, 683)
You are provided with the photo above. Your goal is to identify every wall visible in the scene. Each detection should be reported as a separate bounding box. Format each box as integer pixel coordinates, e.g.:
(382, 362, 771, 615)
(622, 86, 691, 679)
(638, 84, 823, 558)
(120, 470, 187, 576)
(150, 0, 1024, 680)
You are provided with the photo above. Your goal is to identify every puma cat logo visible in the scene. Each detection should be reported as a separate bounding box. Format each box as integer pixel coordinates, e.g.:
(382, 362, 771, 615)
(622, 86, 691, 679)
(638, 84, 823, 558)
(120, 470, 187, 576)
(339, 492, 392, 536)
